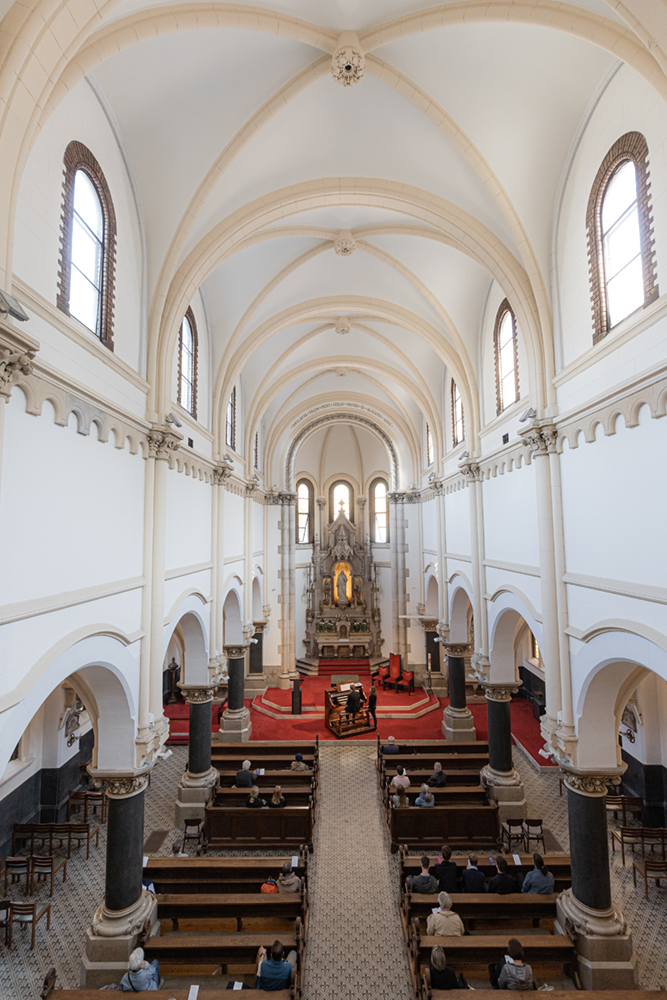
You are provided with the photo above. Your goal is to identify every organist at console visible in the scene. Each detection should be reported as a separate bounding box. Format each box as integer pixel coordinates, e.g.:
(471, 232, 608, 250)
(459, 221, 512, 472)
(324, 681, 374, 738)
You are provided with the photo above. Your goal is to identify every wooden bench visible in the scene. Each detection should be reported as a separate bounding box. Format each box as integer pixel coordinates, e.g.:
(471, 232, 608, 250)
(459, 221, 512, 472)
(12, 822, 99, 859)
(211, 751, 317, 772)
(377, 736, 489, 760)
(144, 918, 302, 973)
(390, 805, 499, 853)
(399, 850, 572, 896)
(205, 804, 314, 851)
(380, 753, 489, 778)
(157, 891, 307, 932)
(402, 891, 559, 937)
(213, 739, 318, 758)
(215, 785, 315, 808)
(382, 781, 488, 813)
(215, 768, 317, 789)
(383, 768, 484, 789)
(423, 989, 656, 1000)
(145, 855, 308, 894)
(53, 987, 295, 1000)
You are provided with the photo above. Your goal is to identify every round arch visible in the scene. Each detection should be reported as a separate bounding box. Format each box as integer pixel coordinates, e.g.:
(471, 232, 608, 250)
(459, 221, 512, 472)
(448, 575, 474, 644)
(488, 589, 544, 683)
(285, 411, 400, 491)
(222, 585, 243, 646)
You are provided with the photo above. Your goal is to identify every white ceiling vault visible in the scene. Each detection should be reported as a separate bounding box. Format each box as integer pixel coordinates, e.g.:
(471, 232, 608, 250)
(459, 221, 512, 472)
(18, 0, 667, 486)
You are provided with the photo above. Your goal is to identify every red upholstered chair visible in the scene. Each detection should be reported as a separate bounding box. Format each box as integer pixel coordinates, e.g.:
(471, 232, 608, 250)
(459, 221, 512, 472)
(395, 669, 415, 695)
(385, 654, 402, 691)
(375, 664, 389, 689)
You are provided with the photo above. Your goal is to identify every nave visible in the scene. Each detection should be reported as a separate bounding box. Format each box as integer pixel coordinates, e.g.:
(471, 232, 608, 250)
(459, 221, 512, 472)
(3, 742, 667, 998)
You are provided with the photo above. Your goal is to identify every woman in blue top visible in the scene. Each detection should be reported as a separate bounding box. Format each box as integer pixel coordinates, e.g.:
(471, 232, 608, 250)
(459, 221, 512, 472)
(415, 783, 435, 807)
(120, 948, 161, 991)
(521, 852, 555, 894)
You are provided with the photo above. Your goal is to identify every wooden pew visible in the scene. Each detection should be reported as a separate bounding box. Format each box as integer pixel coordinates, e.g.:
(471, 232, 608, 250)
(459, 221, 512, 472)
(382, 781, 488, 814)
(402, 891, 559, 937)
(380, 752, 489, 776)
(377, 736, 489, 762)
(144, 854, 308, 895)
(205, 803, 314, 851)
(144, 916, 302, 973)
(215, 785, 315, 808)
(398, 850, 572, 896)
(157, 891, 307, 932)
(423, 987, 657, 1000)
(389, 805, 499, 853)
(383, 768, 484, 789)
(52, 989, 297, 1000)
(212, 738, 318, 758)
(215, 768, 317, 789)
(211, 751, 317, 771)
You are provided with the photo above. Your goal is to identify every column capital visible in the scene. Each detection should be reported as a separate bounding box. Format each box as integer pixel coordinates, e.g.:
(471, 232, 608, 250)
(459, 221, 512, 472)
(519, 418, 558, 456)
(419, 617, 439, 631)
(147, 424, 182, 460)
(458, 460, 481, 482)
(279, 491, 298, 506)
(316, 496, 327, 510)
(88, 767, 152, 799)
(252, 620, 268, 634)
(245, 481, 258, 498)
(387, 490, 405, 504)
(224, 643, 250, 659)
(0, 324, 39, 401)
(482, 681, 519, 702)
(436, 620, 450, 641)
(356, 496, 367, 508)
(178, 683, 218, 704)
(443, 641, 470, 657)
(560, 765, 624, 797)
(213, 461, 233, 485)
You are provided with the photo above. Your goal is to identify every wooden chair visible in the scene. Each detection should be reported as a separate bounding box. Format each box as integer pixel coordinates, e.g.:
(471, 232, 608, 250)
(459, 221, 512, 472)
(501, 818, 525, 853)
(30, 856, 68, 897)
(182, 818, 203, 853)
(632, 856, 667, 900)
(384, 654, 402, 691)
(606, 794, 643, 826)
(8, 900, 51, 949)
(396, 668, 415, 695)
(40, 967, 57, 1000)
(0, 899, 10, 945)
(3, 856, 30, 895)
(523, 818, 546, 853)
(611, 826, 667, 866)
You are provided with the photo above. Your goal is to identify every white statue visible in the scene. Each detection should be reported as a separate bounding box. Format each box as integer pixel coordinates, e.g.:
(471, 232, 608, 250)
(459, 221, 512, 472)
(337, 569, 349, 606)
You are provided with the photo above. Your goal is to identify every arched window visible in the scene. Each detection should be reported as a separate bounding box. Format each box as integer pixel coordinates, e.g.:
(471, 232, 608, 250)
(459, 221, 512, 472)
(177, 308, 198, 418)
(493, 301, 519, 415)
(370, 479, 388, 543)
(226, 387, 236, 450)
(296, 480, 313, 544)
(253, 432, 259, 470)
(451, 379, 464, 446)
(587, 133, 658, 343)
(330, 480, 353, 522)
(57, 142, 117, 350)
(425, 423, 434, 466)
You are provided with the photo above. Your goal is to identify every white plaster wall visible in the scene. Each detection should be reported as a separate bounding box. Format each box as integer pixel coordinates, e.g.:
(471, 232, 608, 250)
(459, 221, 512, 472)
(165, 470, 211, 572)
(482, 464, 539, 568)
(223, 492, 245, 558)
(421, 497, 438, 556)
(262, 505, 281, 667)
(444, 488, 471, 557)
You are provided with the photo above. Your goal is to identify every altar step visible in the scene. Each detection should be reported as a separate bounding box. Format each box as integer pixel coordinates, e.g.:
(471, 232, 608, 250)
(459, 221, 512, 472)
(251, 683, 441, 721)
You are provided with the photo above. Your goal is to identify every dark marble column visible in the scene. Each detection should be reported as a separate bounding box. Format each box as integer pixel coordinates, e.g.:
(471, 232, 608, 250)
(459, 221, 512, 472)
(104, 781, 146, 912)
(442, 642, 476, 741)
(565, 774, 615, 911)
(176, 686, 218, 826)
(479, 683, 526, 821)
(249, 622, 267, 674)
(447, 647, 467, 709)
(221, 644, 252, 742)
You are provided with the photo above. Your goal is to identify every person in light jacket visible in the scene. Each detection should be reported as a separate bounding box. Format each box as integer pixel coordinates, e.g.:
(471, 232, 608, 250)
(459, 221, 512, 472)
(277, 861, 302, 894)
(426, 892, 465, 937)
(120, 948, 161, 991)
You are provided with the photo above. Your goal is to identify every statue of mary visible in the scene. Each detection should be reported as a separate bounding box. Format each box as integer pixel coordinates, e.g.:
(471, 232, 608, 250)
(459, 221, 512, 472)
(336, 569, 349, 606)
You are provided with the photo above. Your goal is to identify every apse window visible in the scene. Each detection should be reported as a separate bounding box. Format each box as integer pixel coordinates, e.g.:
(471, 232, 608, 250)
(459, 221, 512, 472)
(178, 309, 197, 418)
(331, 481, 352, 521)
(601, 161, 643, 328)
(226, 387, 236, 450)
(297, 480, 313, 544)
(372, 479, 388, 543)
(69, 170, 104, 335)
(494, 301, 519, 415)
(426, 423, 434, 466)
(451, 379, 464, 446)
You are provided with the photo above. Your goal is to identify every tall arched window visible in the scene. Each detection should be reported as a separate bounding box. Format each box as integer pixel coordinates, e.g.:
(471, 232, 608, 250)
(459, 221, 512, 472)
(586, 133, 658, 343)
(178, 308, 198, 418)
(493, 301, 519, 415)
(330, 480, 353, 522)
(370, 478, 388, 543)
(296, 480, 313, 543)
(425, 423, 434, 466)
(451, 379, 464, 446)
(58, 142, 117, 350)
(226, 387, 236, 450)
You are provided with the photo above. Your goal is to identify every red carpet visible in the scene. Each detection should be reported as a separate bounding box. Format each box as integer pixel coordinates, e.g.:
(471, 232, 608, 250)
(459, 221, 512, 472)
(164, 698, 226, 745)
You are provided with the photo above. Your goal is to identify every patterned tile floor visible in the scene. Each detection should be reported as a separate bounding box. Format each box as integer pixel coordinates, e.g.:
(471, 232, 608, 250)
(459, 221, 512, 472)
(1, 741, 666, 998)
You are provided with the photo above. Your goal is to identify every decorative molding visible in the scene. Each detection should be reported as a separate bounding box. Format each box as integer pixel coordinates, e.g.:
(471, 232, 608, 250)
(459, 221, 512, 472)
(179, 685, 218, 704)
(164, 562, 212, 581)
(0, 324, 38, 401)
(333, 228, 357, 254)
(484, 558, 540, 579)
(561, 769, 623, 797)
(459, 460, 482, 482)
(444, 642, 470, 658)
(481, 763, 522, 787)
(90, 889, 156, 938)
(91, 772, 150, 798)
(224, 644, 249, 659)
(0, 576, 145, 626)
(252, 621, 268, 634)
(147, 424, 182, 460)
(562, 572, 667, 606)
(482, 683, 518, 702)
(180, 765, 218, 788)
(331, 34, 365, 87)
(519, 419, 558, 455)
(557, 889, 627, 939)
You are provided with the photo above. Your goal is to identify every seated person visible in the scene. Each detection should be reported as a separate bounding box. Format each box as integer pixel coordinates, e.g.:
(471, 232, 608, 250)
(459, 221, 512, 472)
(461, 854, 487, 893)
(172, 840, 188, 858)
(431, 844, 459, 893)
(236, 760, 256, 788)
(488, 856, 519, 895)
(246, 786, 266, 808)
(345, 684, 364, 719)
(382, 735, 400, 754)
(426, 892, 464, 936)
(121, 948, 161, 991)
(426, 762, 448, 787)
(277, 861, 301, 893)
(429, 945, 460, 991)
(415, 783, 435, 807)
(268, 786, 286, 808)
(521, 853, 554, 895)
(409, 856, 439, 894)
(290, 753, 309, 771)
(391, 766, 410, 790)
(256, 940, 296, 991)
(491, 938, 534, 991)
(391, 785, 410, 808)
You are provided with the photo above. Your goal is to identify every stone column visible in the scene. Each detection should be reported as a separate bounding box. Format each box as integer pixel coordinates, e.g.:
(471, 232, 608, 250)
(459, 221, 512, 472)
(434, 481, 449, 634)
(246, 620, 268, 693)
(211, 463, 233, 663)
(479, 683, 526, 821)
(442, 642, 476, 741)
(556, 768, 637, 990)
(316, 497, 327, 550)
(459, 461, 490, 679)
(220, 644, 252, 742)
(82, 770, 156, 987)
(356, 495, 366, 546)
(279, 492, 297, 688)
(175, 685, 218, 825)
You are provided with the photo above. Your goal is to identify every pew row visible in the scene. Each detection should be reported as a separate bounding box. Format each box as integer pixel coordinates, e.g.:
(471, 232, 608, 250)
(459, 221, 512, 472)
(399, 850, 572, 896)
(402, 891, 559, 938)
(211, 751, 317, 772)
(379, 753, 489, 777)
(157, 891, 308, 934)
(377, 737, 489, 764)
(215, 785, 315, 808)
(383, 769, 485, 789)
(52, 989, 296, 1000)
(205, 803, 314, 851)
(144, 917, 302, 975)
(144, 854, 308, 894)
(389, 805, 499, 853)
(215, 769, 317, 789)
(420, 983, 660, 1000)
(212, 738, 318, 758)
(382, 782, 488, 813)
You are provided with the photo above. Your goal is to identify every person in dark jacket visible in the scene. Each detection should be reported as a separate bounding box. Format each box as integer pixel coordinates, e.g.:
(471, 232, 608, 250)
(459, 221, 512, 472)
(247, 786, 266, 808)
(429, 945, 460, 991)
(461, 854, 487, 893)
(409, 856, 439, 893)
(268, 786, 286, 808)
(367, 685, 378, 729)
(426, 762, 448, 787)
(488, 856, 519, 894)
(345, 684, 363, 720)
(431, 844, 459, 893)
(236, 760, 256, 787)
(382, 736, 400, 753)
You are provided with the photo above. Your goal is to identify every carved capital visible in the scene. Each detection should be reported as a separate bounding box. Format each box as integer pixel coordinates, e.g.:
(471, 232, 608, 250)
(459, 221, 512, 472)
(444, 642, 470, 658)
(245, 481, 257, 498)
(252, 620, 268, 634)
(459, 461, 481, 482)
(561, 767, 623, 797)
(519, 419, 558, 456)
(262, 604, 272, 620)
(482, 682, 519, 702)
(316, 497, 327, 510)
(420, 618, 439, 632)
(279, 492, 298, 507)
(436, 621, 450, 641)
(213, 462, 233, 485)
(0, 342, 37, 400)
(331, 34, 365, 88)
(356, 497, 367, 508)
(90, 770, 151, 798)
(387, 491, 405, 504)
(224, 644, 249, 660)
(179, 684, 218, 704)
(242, 620, 256, 642)
(147, 425, 182, 460)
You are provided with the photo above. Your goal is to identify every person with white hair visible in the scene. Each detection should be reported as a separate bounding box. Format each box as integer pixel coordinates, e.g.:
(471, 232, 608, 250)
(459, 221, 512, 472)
(414, 783, 435, 807)
(426, 892, 464, 937)
(426, 761, 447, 787)
(120, 947, 161, 991)
(235, 759, 256, 788)
(382, 735, 400, 754)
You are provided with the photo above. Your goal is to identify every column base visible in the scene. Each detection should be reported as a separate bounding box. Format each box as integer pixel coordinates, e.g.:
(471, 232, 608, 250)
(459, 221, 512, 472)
(81, 892, 158, 987)
(245, 672, 268, 694)
(218, 706, 252, 742)
(442, 705, 477, 741)
(480, 764, 527, 821)
(556, 890, 637, 990)
(175, 766, 218, 826)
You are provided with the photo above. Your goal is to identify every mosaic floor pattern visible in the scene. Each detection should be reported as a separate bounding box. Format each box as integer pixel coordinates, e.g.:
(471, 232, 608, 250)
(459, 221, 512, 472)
(1, 741, 666, 998)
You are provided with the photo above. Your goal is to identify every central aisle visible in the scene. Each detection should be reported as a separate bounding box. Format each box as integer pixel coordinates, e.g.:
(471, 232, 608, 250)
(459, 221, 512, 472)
(302, 742, 414, 1000)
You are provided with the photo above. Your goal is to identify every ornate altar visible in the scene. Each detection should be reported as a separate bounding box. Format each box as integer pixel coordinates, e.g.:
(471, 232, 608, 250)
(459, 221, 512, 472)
(303, 506, 383, 662)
